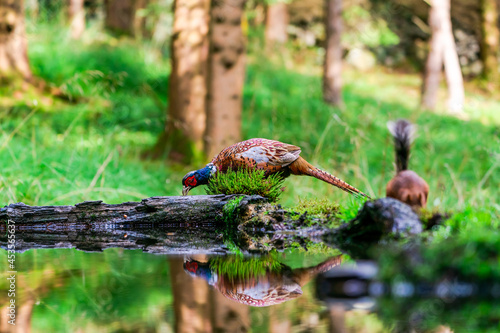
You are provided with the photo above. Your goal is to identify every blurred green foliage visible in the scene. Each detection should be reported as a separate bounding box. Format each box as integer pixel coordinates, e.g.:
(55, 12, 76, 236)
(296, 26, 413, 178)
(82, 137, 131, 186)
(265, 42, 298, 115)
(376, 207, 500, 332)
(0, 3, 498, 333)
(0, 249, 174, 332)
(343, 5, 400, 48)
(1, 16, 498, 212)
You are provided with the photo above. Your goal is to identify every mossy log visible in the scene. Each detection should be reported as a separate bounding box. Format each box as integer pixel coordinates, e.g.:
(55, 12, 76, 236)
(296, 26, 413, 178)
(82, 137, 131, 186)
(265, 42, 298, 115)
(0, 195, 268, 253)
(0, 196, 426, 254)
(0, 195, 267, 226)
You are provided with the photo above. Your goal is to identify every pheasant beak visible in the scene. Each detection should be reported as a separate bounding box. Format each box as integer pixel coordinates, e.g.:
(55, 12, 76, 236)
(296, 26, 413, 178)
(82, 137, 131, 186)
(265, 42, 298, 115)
(182, 185, 191, 196)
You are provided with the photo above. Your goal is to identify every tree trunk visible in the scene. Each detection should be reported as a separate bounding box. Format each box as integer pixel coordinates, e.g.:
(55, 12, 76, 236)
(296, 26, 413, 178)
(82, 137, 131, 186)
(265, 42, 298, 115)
(170, 257, 213, 333)
(154, 0, 210, 163)
(134, 0, 151, 38)
(421, 2, 444, 111)
(421, 0, 465, 114)
(323, 0, 343, 107)
(265, 2, 288, 45)
(480, 0, 500, 85)
(204, 0, 246, 159)
(0, 0, 32, 81)
(210, 289, 250, 333)
(68, 0, 85, 39)
(104, 0, 148, 36)
(328, 305, 347, 333)
(269, 305, 292, 333)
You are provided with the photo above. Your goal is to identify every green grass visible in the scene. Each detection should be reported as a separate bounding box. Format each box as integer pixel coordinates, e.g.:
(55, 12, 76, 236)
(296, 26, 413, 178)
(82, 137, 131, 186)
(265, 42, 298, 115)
(0, 21, 499, 219)
(209, 254, 284, 281)
(206, 168, 285, 202)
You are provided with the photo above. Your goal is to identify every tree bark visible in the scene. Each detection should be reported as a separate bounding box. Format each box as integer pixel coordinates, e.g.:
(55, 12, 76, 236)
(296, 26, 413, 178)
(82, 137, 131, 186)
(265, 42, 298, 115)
(170, 256, 213, 333)
(328, 305, 347, 333)
(0, 0, 32, 81)
(0, 195, 267, 253)
(204, 0, 246, 159)
(265, 2, 288, 45)
(104, 0, 148, 36)
(480, 0, 500, 85)
(323, 0, 343, 107)
(210, 288, 250, 333)
(0, 298, 35, 333)
(154, 0, 210, 163)
(421, 0, 465, 114)
(421, 4, 444, 112)
(0, 195, 266, 225)
(68, 0, 85, 39)
(269, 305, 292, 333)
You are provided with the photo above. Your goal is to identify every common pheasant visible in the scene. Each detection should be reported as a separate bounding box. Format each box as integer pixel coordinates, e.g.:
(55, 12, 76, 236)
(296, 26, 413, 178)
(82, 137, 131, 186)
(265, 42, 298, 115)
(182, 138, 370, 198)
(184, 256, 343, 307)
(386, 120, 429, 208)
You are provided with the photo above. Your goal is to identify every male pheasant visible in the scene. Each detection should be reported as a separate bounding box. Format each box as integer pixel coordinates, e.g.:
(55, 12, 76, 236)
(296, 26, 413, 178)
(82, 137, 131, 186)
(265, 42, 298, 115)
(182, 138, 370, 198)
(184, 256, 343, 307)
(386, 120, 429, 208)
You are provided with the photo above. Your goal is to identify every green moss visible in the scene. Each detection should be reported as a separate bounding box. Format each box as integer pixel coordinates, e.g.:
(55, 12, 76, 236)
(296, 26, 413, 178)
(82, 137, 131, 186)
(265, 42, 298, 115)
(293, 198, 340, 216)
(222, 195, 245, 223)
(335, 198, 367, 222)
(206, 168, 285, 202)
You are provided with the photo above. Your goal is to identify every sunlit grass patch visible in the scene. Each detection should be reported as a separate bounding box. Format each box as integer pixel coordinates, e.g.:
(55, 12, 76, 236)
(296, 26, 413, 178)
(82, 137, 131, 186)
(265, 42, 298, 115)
(206, 168, 285, 202)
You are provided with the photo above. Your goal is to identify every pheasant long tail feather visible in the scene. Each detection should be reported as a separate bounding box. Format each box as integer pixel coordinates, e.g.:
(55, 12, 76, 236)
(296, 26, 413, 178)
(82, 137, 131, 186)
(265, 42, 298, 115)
(294, 256, 343, 286)
(289, 157, 370, 199)
(311, 256, 343, 275)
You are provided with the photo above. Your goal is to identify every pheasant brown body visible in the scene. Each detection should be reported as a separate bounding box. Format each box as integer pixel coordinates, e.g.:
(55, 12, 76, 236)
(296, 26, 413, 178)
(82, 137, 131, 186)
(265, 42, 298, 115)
(386, 120, 429, 208)
(184, 256, 343, 307)
(208, 138, 368, 198)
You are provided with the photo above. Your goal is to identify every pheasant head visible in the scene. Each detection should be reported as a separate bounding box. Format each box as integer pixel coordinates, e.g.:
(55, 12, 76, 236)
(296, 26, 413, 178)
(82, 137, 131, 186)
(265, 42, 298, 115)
(182, 163, 217, 195)
(183, 259, 214, 282)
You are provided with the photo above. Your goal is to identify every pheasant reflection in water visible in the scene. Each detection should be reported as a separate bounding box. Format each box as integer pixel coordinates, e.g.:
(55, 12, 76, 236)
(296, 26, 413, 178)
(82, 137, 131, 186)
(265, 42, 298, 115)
(183, 256, 343, 307)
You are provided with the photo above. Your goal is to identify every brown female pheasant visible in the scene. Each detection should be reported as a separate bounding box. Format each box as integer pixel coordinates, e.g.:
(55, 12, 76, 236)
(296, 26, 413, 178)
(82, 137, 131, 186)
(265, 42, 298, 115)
(386, 120, 429, 208)
(182, 138, 370, 198)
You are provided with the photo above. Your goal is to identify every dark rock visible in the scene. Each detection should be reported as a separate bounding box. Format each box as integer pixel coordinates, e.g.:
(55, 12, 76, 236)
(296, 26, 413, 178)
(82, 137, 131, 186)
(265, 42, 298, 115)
(324, 198, 423, 258)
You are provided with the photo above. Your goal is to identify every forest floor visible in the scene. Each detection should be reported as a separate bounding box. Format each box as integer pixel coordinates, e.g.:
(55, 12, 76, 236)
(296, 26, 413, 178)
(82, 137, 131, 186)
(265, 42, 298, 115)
(0, 23, 498, 225)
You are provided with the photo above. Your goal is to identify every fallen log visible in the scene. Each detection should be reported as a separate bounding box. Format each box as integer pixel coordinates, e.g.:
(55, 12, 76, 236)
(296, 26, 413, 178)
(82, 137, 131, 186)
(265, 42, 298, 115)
(0, 195, 429, 255)
(0, 194, 268, 253)
(0, 194, 267, 227)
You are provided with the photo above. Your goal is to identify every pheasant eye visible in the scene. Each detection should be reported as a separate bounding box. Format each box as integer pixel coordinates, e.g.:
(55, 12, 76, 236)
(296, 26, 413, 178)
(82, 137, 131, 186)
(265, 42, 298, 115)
(186, 176, 197, 186)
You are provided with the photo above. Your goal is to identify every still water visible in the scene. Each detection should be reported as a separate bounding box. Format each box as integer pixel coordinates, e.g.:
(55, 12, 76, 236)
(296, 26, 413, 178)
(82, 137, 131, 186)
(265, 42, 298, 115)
(1, 247, 498, 332)
(1, 220, 499, 332)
